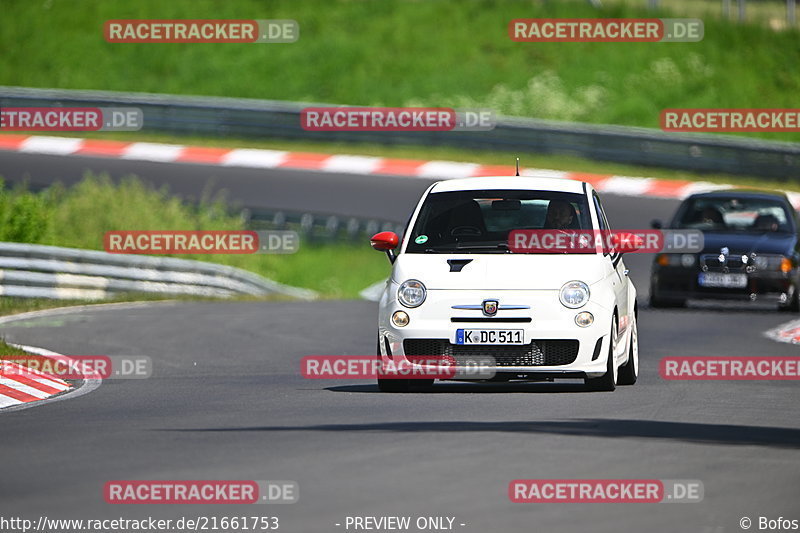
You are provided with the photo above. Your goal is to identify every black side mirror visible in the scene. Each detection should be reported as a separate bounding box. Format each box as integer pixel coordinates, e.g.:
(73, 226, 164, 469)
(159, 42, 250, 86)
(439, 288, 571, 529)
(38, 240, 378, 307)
(651, 219, 663, 230)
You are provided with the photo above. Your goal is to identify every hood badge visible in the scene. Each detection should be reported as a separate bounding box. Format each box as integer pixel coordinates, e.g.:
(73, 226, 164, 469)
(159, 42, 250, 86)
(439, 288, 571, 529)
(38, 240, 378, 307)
(451, 301, 530, 315)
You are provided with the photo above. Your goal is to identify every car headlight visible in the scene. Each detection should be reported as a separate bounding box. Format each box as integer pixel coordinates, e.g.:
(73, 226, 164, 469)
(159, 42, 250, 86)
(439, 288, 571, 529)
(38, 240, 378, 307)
(398, 279, 426, 308)
(753, 254, 791, 272)
(559, 281, 590, 309)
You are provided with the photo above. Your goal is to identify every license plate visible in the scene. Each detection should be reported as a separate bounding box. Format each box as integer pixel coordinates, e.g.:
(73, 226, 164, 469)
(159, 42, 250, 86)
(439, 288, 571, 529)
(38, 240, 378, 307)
(455, 329, 525, 345)
(698, 272, 748, 288)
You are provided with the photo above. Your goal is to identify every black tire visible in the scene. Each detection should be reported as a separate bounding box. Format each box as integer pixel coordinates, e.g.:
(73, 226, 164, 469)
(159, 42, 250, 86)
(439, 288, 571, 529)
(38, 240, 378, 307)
(376, 337, 414, 392)
(649, 284, 686, 309)
(778, 285, 800, 313)
(585, 319, 618, 392)
(617, 312, 638, 386)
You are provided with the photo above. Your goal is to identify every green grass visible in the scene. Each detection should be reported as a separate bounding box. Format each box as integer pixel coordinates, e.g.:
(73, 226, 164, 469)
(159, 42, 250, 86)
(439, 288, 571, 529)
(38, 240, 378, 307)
(0, 339, 29, 358)
(0, 175, 390, 299)
(1, 0, 798, 142)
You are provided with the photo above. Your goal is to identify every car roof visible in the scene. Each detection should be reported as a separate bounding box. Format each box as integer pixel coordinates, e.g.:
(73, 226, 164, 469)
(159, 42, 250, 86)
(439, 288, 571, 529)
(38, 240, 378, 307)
(686, 188, 790, 202)
(429, 176, 588, 194)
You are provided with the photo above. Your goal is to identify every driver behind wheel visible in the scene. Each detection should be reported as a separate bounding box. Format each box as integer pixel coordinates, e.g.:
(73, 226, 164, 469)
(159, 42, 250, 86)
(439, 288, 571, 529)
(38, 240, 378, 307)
(544, 200, 577, 230)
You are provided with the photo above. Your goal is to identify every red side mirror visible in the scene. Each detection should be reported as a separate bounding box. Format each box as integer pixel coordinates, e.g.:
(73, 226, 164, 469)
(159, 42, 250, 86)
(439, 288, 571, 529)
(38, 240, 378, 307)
(611, 232, 643, 253)
(370, 231, 399, 251)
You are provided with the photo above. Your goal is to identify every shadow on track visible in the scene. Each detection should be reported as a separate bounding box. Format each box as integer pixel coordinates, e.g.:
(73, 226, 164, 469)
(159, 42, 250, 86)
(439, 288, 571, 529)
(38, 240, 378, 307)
(161, 419, 800, 449)
(326, 382, 590, 394)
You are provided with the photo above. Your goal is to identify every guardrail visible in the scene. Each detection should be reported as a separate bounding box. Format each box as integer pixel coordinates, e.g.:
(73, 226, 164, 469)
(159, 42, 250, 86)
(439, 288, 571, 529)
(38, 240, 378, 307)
(244, 208, 404, 242)
(1, 86, 799, 180)
(0, 242, 317, 300)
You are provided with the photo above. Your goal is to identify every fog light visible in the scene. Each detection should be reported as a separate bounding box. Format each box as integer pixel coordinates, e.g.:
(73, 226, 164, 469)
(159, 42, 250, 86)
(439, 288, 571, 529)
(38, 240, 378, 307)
(575, 311, 594, 327)
(392, 311, 409, 327)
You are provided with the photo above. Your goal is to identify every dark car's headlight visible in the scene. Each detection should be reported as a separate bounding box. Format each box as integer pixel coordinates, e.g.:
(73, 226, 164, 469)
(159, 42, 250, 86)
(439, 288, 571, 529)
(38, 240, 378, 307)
(753, 254, 793, 273)
(398, 279, 426, 308)
(656, 253, 695, 267)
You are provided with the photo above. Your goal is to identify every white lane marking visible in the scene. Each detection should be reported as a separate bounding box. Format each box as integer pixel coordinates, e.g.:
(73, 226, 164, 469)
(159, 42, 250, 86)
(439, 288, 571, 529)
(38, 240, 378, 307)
(764, 318, 800, 345)
(20, 136, 83, 155)
(0, 362, 71, 390)
(121, 142, 185, 162)
(221, 148, 288, 168)
(520, 168, 569, 179)
(599, 176, 654, 196)
(417, 161, 480, 178)
(321, 155, 383, 174)
(1, 360, 70, 386)
(679, 181, 731, 197)
(28, 375, 72, 391)
(0, 378, 51, 399)
(0, 394, 22, 408)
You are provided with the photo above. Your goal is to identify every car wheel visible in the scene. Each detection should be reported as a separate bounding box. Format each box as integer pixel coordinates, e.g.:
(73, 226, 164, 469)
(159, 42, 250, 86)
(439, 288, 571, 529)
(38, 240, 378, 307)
(617, 312, 638, 386)
(585, 319, 618, 392)
(649, 284, 686, 309)
(376, 338, 411, 392)
(778, 285, 800, 313)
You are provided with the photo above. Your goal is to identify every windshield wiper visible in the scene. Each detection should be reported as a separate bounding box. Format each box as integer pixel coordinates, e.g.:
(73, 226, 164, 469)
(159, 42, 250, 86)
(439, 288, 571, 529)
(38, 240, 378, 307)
(424, 243, 510, 253)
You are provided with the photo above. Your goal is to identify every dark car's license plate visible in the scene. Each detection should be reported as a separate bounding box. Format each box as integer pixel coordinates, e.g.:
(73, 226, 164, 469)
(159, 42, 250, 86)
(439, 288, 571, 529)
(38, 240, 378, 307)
(698, 272, 747, 288)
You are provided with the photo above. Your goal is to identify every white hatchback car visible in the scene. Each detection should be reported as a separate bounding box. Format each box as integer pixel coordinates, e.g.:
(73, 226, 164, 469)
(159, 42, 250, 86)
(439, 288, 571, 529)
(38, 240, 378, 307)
(370, 176, 638, 392)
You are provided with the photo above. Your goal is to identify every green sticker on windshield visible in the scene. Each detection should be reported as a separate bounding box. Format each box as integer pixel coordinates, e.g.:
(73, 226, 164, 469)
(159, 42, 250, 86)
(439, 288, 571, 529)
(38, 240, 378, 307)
(415, 235, 428, 244)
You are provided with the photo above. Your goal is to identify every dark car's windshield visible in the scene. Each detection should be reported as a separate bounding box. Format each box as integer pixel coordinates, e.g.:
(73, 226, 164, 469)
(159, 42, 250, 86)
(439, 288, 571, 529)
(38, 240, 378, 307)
(405, 189, 592, 253)
(673, 196, 795, 234)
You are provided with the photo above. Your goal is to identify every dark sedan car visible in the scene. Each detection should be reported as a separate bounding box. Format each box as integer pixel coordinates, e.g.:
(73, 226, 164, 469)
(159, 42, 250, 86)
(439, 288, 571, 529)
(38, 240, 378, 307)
(650, 190, 800, 311)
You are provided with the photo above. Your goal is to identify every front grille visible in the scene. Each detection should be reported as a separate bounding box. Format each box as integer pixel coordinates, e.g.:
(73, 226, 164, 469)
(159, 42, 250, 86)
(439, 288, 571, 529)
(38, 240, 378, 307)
(403, 339, 579, 367)
(701, 254, 746, 272)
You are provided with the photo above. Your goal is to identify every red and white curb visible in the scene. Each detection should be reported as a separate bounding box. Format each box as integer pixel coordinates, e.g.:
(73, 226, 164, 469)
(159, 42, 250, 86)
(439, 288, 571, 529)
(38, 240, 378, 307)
(0, 358, 72, 408)
(2, 134, 798, 208)
(765, 319, 800, 345)
(0, 305, 112, 412)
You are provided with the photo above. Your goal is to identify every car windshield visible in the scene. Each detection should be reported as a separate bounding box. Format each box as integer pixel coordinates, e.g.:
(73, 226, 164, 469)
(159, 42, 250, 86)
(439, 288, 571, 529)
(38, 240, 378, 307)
(405, 189, 592, 253)
(674, 196, 795, 233)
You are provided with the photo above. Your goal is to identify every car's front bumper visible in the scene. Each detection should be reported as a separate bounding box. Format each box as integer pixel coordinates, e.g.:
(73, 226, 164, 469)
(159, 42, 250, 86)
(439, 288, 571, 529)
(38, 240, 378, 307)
(378, 289, 616, 380)
(652, 265, 795, 303)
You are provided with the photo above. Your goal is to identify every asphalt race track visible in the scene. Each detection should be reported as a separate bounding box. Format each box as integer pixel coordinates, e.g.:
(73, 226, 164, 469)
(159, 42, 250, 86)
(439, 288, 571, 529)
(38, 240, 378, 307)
(1, 152, 799, 533)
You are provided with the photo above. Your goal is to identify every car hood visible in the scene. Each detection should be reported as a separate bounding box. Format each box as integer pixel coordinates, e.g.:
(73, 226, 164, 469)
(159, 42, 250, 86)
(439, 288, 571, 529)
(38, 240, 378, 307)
(697, 231, 796, 256)
(391, 253, 607, 290)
